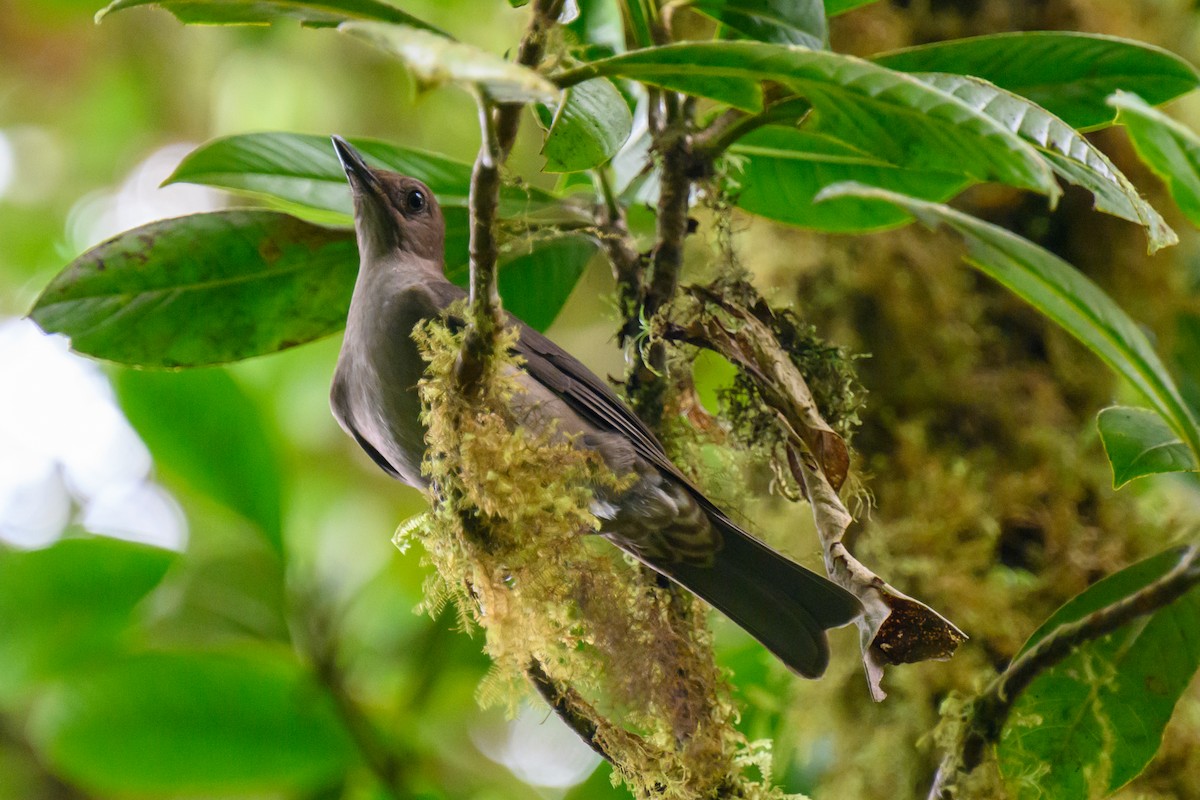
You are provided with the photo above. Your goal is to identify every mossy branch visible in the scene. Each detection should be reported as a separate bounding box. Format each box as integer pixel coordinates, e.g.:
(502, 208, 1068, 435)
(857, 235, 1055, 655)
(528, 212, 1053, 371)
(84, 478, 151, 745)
(659, 281, 966, 700)
(928, 545, 1200, 799)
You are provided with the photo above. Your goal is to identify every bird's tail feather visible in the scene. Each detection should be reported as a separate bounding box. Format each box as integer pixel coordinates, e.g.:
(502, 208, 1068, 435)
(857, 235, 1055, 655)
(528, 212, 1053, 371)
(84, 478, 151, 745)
(658, 520, 861, 678)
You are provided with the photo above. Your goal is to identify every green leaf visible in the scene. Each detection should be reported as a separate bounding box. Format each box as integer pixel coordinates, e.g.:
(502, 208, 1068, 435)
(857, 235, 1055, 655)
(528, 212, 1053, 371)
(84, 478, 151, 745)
(0, 536, 175, 701)
(729, 127, 970, 231)
(541, 78, 633, 172)
(819, 184, 1200, 459)
(165, 132, 557, 219)
(997, 548, 1200, 800)
(560, 42, 1059, 199)
(914, 73, 1176, 252)
(340, 22, 559, 103)
(825, 0, 877, 14)
(621, 0, 655, 49)
(1097, 406, 1198, 488)
(874, 32, 1200, 131)
(114, 368, 284, 553)
(1110, 90, 1200, 228)
(28, 649, 354, 794)
(96, 0, 447, 34)
(29, 204, 577, 378)
(30, 211, 358, 367)
(446, 234, 599, 330)
(687, 0, 826, 50)
(567, 0, 625, 53)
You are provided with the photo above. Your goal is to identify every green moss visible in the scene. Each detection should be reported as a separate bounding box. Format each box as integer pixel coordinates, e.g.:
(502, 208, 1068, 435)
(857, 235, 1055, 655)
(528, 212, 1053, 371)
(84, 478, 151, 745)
(397, 308, 794, 799)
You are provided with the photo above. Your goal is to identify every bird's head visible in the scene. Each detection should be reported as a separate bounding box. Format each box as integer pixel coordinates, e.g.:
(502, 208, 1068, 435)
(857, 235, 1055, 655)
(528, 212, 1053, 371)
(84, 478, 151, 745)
(331, 135, 445, 265)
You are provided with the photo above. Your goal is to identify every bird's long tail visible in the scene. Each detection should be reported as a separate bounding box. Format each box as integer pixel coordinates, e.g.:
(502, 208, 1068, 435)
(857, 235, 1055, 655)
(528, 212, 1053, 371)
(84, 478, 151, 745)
(656, 519, 861, 678)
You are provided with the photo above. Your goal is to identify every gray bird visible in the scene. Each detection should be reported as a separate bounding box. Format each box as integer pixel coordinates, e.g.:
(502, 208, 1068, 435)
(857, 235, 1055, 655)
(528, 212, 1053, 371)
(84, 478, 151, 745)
(329, 135, 861, 677)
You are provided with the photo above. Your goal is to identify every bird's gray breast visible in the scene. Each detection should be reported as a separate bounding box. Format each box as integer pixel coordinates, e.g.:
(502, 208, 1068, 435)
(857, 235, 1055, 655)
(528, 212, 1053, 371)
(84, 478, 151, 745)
(331, 279, 445, 488)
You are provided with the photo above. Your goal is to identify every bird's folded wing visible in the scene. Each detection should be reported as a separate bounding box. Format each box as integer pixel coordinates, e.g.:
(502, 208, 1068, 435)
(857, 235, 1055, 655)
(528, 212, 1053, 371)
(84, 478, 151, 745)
(513, 324, 683, 481)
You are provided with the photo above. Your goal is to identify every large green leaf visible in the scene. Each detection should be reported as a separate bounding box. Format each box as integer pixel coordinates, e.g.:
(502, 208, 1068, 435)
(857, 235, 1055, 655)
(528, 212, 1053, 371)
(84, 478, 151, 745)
(915, 73, 1176, 252)
(1110, 90, 1200, 228)
(114, 368, 284, 552)
(688, 0, 826, 50)
(874, 33, 1199, 131)
(446, 234, 599, 330)
(29, 211, 359, 368)
(0, 536, 174, 702)
(28, 649, 354, 794)
(165, 132, 558, 219)
(729, 127, 970, 231)
(997, 548, 1200, 800)
(95, 0, 446, 33)
(30, 210, 586, 374)
(820, 184, 1200, 458)
(1097, 406, 1198, 488)
(540, 78, 632, 173)
(558, 42, 1059, 199)
(340, 22, 559, 103)
(825, 0, 877, 14)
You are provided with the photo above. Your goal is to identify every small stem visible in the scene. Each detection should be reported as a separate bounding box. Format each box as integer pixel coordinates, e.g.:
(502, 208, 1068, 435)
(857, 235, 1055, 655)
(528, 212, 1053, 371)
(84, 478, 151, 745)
(693, 98, 813, 159)
(495, 0, 565, 159)
(617, 0, 657, 49)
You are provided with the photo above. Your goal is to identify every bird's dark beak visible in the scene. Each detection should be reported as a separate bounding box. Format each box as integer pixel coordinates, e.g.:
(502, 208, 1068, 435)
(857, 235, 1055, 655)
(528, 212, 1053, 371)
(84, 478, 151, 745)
(331, 135, 384, 202)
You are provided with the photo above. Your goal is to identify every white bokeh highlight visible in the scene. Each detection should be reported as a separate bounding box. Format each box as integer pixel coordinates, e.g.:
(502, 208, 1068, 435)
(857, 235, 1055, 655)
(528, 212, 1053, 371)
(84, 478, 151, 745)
(66, 142, 222, 253)
(471, 703, 602, 791)
(0, 318, 185, 550)
(0, 130, 14, 202)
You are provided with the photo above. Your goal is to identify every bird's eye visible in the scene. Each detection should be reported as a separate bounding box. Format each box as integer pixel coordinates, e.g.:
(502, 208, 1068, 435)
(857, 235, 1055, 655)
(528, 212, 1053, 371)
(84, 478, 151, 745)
(405, 189, 426, 213)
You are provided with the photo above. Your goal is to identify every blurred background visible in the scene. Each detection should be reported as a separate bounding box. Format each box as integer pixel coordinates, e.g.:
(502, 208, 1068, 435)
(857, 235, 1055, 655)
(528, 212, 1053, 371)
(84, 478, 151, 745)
(5, 1, 1200, 799)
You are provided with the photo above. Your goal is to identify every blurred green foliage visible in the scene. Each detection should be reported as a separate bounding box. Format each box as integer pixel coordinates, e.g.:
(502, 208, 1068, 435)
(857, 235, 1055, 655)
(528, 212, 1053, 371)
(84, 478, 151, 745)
(6, 1, 1200, 799)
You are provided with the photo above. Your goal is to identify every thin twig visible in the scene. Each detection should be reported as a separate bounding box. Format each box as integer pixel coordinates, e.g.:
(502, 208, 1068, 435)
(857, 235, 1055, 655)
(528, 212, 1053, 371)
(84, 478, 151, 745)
(929, 545, 1200, 799)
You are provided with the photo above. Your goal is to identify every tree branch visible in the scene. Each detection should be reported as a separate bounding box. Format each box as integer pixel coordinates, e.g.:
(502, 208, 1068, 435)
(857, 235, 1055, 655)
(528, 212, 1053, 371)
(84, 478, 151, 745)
(928, 545, 1200, 799)
(459, 0, 564, 388)
(592, 167, 645, 345)
(299, 595, 412, 799)
(526, 659, 613, 762)
(627, 100, 694, 425)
